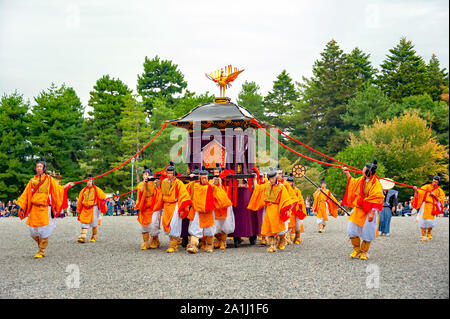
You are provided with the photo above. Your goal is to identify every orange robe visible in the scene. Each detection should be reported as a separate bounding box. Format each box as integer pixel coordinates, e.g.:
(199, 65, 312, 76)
(187, 182, 232, 229)
(412, 184, 445, 220)
(313, 188, 339, 221)
(260, 183, 295, 236)
(134, 181, 162, 226)
(342, 175, 384, 228)
(210, 180, 233, 219)
(17, 174, 67, 228)
(157, 178, 191, 233)
(289, 186, 307, 232)
(77, 185, 107, 225)
(247, 181, 267, 211)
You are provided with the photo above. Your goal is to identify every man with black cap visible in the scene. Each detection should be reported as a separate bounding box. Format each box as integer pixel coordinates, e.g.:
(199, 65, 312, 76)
(256, 167, 295, 252)
(186, 167, 232, 253)
(76, 174, 108, 243)
(286, 174, 307, 245)
(134, 166, 163, 249)
(159, 161, 191, 253)
(341, 159, 384, 260)
(312, 178, 339, 233)
(17, 157, 74, 258)
(211, 163, 235, 250)
(412, 173, 446, 241)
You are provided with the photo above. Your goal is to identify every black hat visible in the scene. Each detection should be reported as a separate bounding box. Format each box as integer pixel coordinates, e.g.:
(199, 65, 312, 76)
(320, 178, 326, 185)
(433, 173, 441, 183)
(276, 164, 282, 172)
(166, 161, 176, 173)
(213, 163, 222, 172)
(267, 167, 277, 178)
(192, 165, 200, 175)
(143, 165, 152, 175)
(199, 166, 208, 176)
(36, 157, 47, 172)
(86, 174, 94, 184)
(365, 158, 378, 175)
(286, 173, 294, 182)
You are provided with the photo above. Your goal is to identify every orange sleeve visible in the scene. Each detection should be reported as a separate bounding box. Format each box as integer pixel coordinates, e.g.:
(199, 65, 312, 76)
(213, 185, 233, 210)
(17, 180, 32, 219)
(247, 183, 266, 211)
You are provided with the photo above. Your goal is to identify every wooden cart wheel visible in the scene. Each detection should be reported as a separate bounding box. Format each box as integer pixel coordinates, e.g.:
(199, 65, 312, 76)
(292, 164, 306, 178)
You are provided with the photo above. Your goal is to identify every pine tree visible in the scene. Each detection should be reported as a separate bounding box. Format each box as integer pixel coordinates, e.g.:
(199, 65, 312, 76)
(114, 94, 153, 186)
(237, 81, 265, 121)
(0, 92, 32, 201)
(87, 75, 132, 192)
(29, 83, 86, 184)
(263, 70, 299, 130)
(291, 40, 369, 157)
(137, 56, 187, 115)
(376, 37, 428, 102)
(425, 54, 449, 102)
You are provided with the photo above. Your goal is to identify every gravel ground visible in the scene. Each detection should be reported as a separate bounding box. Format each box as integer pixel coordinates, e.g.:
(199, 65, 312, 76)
(0, 215, 448, 299)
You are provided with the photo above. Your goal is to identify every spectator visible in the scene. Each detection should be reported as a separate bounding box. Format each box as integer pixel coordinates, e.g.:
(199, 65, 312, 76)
(402, 201, 412, 216)
(396, 203, 403, 216)
(305, 196, 312, 216)
(11, 200, 19, 217)
(109, 199, 115, 216)
(71, 197, 78, 217)
(0, 201, 4, 217)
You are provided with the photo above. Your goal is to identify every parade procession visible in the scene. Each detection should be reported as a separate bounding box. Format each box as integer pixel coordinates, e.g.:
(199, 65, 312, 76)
(11, 65, 446, 263)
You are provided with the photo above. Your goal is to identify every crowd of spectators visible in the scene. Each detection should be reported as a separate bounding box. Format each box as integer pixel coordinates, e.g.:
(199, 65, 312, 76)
(2, 194, 448, 218)
(0, 196, 137, 218)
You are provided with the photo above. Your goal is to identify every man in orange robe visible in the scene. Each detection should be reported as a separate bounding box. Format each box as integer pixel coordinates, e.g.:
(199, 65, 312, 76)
(211, 164, 235, 250)
(312, 179, 338, 233)
(412, 174, 445, 241)
(134, 166, 163, 250)
(17, 157, 73, 258)
(258, 168, 295, 252)
(76, 175, 107, 243)
(341, 159, 384, 260)
(286, 174, 307, 245)
(157, 162, 191, 253)
(275, 166, 299, 247)
(186, 168, 232, 253)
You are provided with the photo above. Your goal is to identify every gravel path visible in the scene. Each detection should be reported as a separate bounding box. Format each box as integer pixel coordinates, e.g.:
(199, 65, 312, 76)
(0, 215, 448, 299)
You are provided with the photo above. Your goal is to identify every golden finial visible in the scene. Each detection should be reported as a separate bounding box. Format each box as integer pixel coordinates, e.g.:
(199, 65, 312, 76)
(205, 65, 245, 98)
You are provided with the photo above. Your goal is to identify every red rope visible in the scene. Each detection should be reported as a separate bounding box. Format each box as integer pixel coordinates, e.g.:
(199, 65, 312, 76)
(105, 188, 138, 200)
(252, 119, 362, 174)
(276, 127, 361, 172)
(103, 138, 188, 200)
(155, 139, 189, 174)
(73, 122, 168, 185)
(252, 119, 432, 193)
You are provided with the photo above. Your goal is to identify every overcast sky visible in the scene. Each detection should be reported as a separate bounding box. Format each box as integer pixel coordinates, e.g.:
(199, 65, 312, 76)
(0, 0, 448, 109)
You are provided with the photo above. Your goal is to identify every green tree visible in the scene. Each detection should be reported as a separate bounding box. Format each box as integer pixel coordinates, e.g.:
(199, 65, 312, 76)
(263, 70, 299, 129)
(349, 111, 448, 194)
(425, 54, 449, 102)
(145, 98, 188, 175)
(172, 90, 215, 118)
(113, 94, 154, 189)
(291, 40, 372, 157)
(29, 83, 87, 185)
(237, 81, 265, 120)
(342, 83, 397, 131)
(137, 55, 187, 115)
(376, 37, 428, 102)
(0, 92, 32, 201)
(346, 47, 378, 83)
(87, 75, 132, 192)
